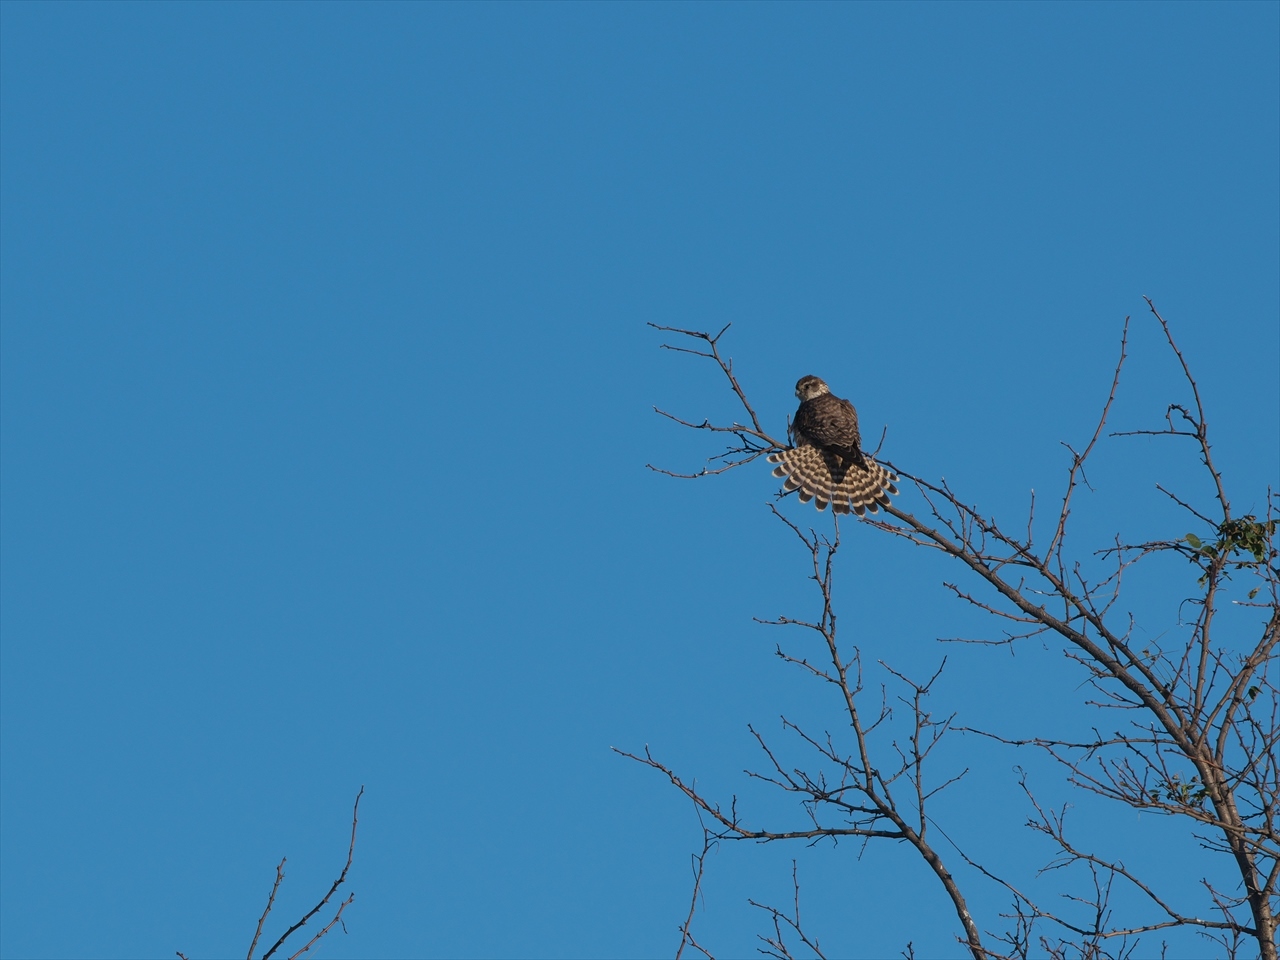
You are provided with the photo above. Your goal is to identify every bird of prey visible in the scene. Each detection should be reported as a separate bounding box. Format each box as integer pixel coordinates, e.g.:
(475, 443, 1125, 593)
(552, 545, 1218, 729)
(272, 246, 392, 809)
(767, 375, 898, 515)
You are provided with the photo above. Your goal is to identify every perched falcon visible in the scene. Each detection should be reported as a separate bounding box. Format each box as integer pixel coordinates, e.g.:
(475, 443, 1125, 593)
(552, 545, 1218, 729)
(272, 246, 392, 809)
(767, 375, 898, 515)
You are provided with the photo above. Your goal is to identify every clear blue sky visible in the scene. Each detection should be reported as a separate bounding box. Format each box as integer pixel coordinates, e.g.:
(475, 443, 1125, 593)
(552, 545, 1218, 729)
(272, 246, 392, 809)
(2, 3, 1276, 958)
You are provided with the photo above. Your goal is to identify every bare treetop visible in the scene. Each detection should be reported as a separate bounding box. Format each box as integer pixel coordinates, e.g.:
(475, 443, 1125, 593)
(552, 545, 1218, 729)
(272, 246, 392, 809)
(630, 302, 1278, 958)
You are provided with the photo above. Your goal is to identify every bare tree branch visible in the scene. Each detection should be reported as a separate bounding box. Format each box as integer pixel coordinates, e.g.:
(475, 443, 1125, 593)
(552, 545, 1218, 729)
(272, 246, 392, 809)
(635, 308, 1279, 956)
(748, 862, 828, 960)
(247, 858, 286, 960)
(675, 808, 717, 960)
(260, 786, 364, 960)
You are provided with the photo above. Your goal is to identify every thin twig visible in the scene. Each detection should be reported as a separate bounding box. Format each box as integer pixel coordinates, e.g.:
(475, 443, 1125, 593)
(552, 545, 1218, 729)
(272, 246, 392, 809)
(260, 786, 364, 960)
(247, 858, 287, 960)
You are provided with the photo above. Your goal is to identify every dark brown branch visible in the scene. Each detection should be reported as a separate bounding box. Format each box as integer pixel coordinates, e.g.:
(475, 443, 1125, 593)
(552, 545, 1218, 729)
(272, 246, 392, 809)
(646, 324, 788, 480)
(259, 786, 364, 960)
(648, 323, 770, 438)
(286, 894, 354, 960)
(1155, 484, 1218, 528)
(748, 862, 828, 960)
(642, 313, 1278, 955)
(1142, 297, 1231, 519)
(676, 811, 716, 960)
(247, 858, 286, 960)
(1047, 316, 1129, 565)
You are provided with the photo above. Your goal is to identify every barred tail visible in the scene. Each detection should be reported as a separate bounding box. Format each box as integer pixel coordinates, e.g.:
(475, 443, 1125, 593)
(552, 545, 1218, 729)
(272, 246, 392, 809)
(767, 445, 898, 516)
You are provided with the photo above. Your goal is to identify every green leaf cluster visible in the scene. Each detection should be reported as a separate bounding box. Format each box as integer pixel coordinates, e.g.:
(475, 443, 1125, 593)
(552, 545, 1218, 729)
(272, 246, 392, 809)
(1149, 773, 1209, 810)
(1182, 515, 1278, 584)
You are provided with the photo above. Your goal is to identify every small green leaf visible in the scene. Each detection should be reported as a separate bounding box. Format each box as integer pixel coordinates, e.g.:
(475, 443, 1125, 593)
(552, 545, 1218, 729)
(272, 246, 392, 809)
(1185, 533, 1202, 548)
(1248, 587, 1260, 599)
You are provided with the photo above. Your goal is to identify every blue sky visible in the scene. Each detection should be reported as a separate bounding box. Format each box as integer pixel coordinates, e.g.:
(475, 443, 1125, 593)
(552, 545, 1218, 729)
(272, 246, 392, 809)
(1, 3, 1277, 958)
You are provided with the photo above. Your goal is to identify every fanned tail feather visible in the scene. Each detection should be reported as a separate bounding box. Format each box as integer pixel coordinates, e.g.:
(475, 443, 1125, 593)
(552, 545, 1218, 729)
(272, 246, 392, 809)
(768, 445, 898, 515)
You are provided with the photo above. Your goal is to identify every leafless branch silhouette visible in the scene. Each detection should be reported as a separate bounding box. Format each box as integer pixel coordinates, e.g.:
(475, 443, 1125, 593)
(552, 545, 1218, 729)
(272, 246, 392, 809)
(628, 303, 1279, 957)
(177, 787, 364, 960)
(748, 862, 829, 960)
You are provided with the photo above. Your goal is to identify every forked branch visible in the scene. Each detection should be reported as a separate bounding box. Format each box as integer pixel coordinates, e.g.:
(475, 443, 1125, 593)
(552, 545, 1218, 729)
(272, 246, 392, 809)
(638, 307, 1278, 956)
(646, 323, 787, 479)
(260, 786, 363, 960)
(177, 788, 364, 960)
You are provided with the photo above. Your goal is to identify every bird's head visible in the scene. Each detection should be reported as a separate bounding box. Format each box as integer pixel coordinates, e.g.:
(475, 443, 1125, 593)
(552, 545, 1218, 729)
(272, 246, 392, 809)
(795, 376, 831, 402)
